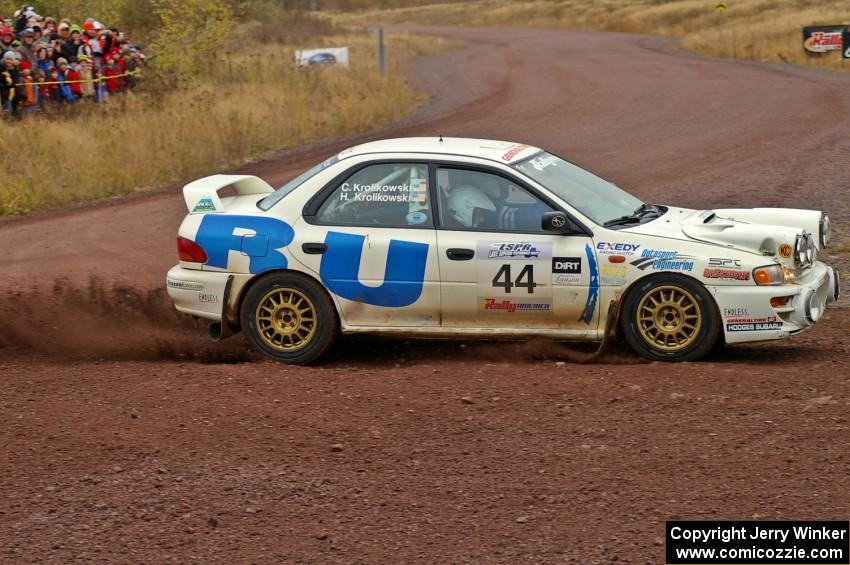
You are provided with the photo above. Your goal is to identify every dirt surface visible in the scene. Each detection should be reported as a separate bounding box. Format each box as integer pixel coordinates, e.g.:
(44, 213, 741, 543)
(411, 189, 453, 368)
(2, 27, 850, 563)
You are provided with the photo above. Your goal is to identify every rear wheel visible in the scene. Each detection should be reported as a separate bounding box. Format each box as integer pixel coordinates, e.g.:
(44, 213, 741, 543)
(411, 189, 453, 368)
(621, 275, 720, 362)
(241, 272, 337, 365)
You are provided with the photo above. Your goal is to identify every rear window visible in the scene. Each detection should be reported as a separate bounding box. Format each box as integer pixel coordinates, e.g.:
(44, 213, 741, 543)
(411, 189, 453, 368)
(258, 156, 339, 211)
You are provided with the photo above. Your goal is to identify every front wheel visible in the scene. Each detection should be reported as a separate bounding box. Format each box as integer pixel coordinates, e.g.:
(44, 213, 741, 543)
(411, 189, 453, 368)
(621, 275, 720, 362)
(241, 272, 338, 365)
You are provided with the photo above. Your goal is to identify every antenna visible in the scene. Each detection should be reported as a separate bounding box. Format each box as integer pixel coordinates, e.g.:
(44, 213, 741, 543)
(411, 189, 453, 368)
(438, 135, 444, 142)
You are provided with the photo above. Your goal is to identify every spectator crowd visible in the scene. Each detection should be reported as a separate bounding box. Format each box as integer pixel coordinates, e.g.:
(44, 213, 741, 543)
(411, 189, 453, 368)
(0, 4, 146, 118)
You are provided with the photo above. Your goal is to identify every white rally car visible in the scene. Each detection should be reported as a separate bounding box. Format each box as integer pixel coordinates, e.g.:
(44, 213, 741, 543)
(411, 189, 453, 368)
(166, 137, 839, 364)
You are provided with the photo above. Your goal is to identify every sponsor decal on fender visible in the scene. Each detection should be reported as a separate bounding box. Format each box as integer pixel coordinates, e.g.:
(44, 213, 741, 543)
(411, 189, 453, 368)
(723, 307, 749, 318)
(630, 249, 695, 272)
(778, 243, 793, 258)
(199, 292, 220, 304)
(727, 322, 783, 332)
(167, 279, 204, 291)
(481, 297, 551, 313)
(596, 242, 640, 255)
(703, 268, 751, 281)
(709, 258, 742, 269)
(552, 257, 581, 285)
(601, 264, 627, 286)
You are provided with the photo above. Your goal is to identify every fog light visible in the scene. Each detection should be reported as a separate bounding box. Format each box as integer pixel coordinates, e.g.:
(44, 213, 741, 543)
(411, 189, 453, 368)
(805, 290, 822, 323)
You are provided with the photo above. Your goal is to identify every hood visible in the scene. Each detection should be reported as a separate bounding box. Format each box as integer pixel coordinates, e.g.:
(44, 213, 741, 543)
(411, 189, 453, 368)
(626, 207, 821, 268)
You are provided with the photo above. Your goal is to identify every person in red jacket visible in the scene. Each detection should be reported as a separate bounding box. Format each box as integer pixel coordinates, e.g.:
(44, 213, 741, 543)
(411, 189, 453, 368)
(65, 58, 82, 98)
(101, 52, 119, 93)
(112, 47, 126, 90)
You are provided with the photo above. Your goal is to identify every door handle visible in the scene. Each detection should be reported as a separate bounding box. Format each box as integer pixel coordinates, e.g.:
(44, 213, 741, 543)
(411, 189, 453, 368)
(302, 242, 328, 254)
(446, 248, 474, 261)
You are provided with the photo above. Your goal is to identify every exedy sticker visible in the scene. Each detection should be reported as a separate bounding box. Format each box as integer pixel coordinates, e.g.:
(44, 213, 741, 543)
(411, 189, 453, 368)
(596, 242, 640, 255)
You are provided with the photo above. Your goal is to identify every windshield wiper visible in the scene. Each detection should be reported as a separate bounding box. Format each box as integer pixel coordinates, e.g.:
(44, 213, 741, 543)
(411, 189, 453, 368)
(603, 203, 661, 227)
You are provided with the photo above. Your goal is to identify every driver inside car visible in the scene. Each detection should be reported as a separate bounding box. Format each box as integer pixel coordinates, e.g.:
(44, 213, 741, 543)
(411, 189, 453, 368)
(444, 175, 550, 231)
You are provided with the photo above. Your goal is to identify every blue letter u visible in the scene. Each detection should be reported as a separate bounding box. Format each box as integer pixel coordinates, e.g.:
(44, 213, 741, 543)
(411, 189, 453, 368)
(319, 231, 429, 308)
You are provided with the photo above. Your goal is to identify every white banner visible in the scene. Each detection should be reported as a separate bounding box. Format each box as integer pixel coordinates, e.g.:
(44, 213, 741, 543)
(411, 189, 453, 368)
(295, 47, 349, 68)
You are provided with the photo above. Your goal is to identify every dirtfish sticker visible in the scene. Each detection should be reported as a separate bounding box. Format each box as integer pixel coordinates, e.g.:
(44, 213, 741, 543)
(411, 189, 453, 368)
(630, 249, 695, 272)
(192, 196, 219, 213)
(552, 257, 581, 285)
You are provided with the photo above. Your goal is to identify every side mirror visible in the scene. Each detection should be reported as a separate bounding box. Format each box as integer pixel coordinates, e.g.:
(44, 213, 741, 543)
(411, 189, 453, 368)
(542, 211, 570, 234)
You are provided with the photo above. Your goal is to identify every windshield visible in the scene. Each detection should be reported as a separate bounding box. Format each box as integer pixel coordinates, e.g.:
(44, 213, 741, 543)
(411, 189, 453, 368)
(258, 155, 339, 211)
(512, 152, 643, 226)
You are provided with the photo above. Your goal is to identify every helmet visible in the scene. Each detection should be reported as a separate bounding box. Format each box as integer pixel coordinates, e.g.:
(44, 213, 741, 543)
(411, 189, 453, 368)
(448, 186, 496, 227)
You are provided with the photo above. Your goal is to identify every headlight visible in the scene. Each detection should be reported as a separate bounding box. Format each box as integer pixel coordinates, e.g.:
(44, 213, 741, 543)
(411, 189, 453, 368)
(793, 233, 814, 267)
(753, 264, 785, 286)
(820, 214, 830, 248)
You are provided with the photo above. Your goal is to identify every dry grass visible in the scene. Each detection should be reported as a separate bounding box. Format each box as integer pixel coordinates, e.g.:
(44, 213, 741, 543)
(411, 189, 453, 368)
(0, 30, 448, 215)
(342, 0, 850, 71)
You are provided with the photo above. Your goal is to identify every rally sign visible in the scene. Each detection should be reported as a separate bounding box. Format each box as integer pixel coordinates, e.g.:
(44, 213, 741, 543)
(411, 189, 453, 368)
(802, 25, 847, 54)
(295, 47, 350, 68)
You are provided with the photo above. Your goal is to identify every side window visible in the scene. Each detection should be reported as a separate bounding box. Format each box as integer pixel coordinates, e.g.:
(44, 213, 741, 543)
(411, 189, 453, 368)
(316, 163, 432, 227)
(437, 168, 553, 232)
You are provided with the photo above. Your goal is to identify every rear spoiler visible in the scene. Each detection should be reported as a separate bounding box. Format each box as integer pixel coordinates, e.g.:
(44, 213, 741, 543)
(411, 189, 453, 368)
(183, 174, 274, 214)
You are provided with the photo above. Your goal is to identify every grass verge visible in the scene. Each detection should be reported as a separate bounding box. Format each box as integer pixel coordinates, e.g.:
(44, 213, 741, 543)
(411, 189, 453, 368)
(0, 26, 449, 215)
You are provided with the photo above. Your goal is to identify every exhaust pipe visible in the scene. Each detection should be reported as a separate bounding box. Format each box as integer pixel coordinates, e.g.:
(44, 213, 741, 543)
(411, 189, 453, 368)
(208, 321, 234, 342)
(208, 322, 223, 342)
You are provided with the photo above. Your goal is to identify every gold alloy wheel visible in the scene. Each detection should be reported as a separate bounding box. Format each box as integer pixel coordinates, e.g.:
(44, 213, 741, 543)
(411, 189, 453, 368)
(255, 287, 316, 352)
(636, 285, 702, 352)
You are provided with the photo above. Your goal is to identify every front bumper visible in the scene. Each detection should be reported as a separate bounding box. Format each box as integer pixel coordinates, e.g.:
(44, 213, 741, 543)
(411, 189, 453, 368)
(709, 261, 838, 344)
(166, 265, 231, 321)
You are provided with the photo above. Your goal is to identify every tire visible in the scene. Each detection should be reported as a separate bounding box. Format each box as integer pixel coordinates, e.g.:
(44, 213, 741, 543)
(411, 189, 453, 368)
(620, 274, 720, 362)
(240, 272, 338, 365)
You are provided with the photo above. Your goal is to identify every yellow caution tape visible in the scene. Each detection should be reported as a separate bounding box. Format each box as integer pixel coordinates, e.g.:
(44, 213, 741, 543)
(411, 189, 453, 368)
(13, 69, 141, 87)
